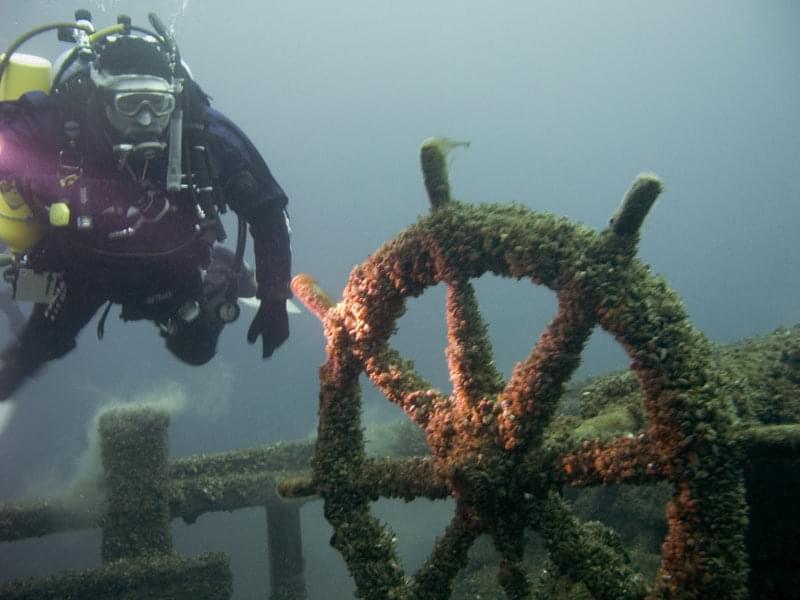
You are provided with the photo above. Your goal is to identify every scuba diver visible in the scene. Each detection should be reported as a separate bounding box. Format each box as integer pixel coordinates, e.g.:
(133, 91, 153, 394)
(0, 11, 292, 402)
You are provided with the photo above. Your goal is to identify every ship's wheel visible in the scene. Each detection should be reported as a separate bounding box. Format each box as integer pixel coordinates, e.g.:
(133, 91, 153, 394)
(290, 139, 748, 599)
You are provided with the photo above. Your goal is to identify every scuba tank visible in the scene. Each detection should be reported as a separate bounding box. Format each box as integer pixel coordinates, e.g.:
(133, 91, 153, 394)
(0, 52, 51, 101)
(0, 10, 104, 256)
(0, 53, 52, 254)
(0, 11, 124, 305)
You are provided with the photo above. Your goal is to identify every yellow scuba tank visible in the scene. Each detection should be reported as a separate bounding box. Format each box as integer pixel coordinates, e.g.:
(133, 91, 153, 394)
(0, 180, 43, 254)
(0, 52, 52, 253)
(0, 52, 51, 101)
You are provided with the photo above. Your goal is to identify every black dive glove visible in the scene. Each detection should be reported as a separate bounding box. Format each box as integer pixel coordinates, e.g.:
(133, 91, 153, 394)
(247, 298, 289, 359)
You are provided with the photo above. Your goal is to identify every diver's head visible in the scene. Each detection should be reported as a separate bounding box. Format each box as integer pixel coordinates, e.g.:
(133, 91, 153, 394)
(89, 36, 176, 146)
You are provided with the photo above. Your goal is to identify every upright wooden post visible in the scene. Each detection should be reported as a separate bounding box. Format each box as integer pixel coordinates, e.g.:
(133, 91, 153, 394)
(266, 497, 307, 599)
(100, 407, 172, 562)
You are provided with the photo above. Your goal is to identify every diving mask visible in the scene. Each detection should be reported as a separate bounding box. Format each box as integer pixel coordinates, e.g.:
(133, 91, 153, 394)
(91, 67, 177, 143)
(112, 89, 175, 117)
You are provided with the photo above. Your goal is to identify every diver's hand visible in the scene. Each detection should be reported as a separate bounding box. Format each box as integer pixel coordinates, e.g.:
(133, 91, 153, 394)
(247, 298, 289, 359)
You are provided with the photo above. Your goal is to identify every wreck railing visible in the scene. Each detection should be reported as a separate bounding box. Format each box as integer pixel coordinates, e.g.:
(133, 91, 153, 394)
(0, 393, 798, 598)
(0, 407, 313, 600)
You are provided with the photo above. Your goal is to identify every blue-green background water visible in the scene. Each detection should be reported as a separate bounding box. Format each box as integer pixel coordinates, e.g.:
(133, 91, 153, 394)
(0, 1, 798, 597)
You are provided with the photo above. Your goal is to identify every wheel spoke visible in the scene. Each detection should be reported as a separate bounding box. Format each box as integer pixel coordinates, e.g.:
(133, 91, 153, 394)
(358, 457, 450, 501)
(559, 434, 664, 486)
(534, 491, 647, 599)
(492, 523, 533, 599)
(498, 298, 594, 450)
(360, 342, 449, 428)
(445, 277, 505, 403)
(410, 506, 481, 599)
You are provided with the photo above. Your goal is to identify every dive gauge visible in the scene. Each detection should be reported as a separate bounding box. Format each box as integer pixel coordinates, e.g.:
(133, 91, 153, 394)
(216, 300, 240, 323)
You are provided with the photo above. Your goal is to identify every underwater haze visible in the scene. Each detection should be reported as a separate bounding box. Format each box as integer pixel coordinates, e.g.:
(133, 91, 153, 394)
(0, 1, 798, 598)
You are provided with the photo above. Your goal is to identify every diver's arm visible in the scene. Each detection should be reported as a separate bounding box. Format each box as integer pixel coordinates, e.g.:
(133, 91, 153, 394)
(208, 115, 292, 302)
(207, 108, 291, 357)
(248, 207, 291, 359)
(222, 168, 291, 358)
(0, 102, 31, 179)
(224, 170, 292, 301)
(0, 92, 58, 180)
